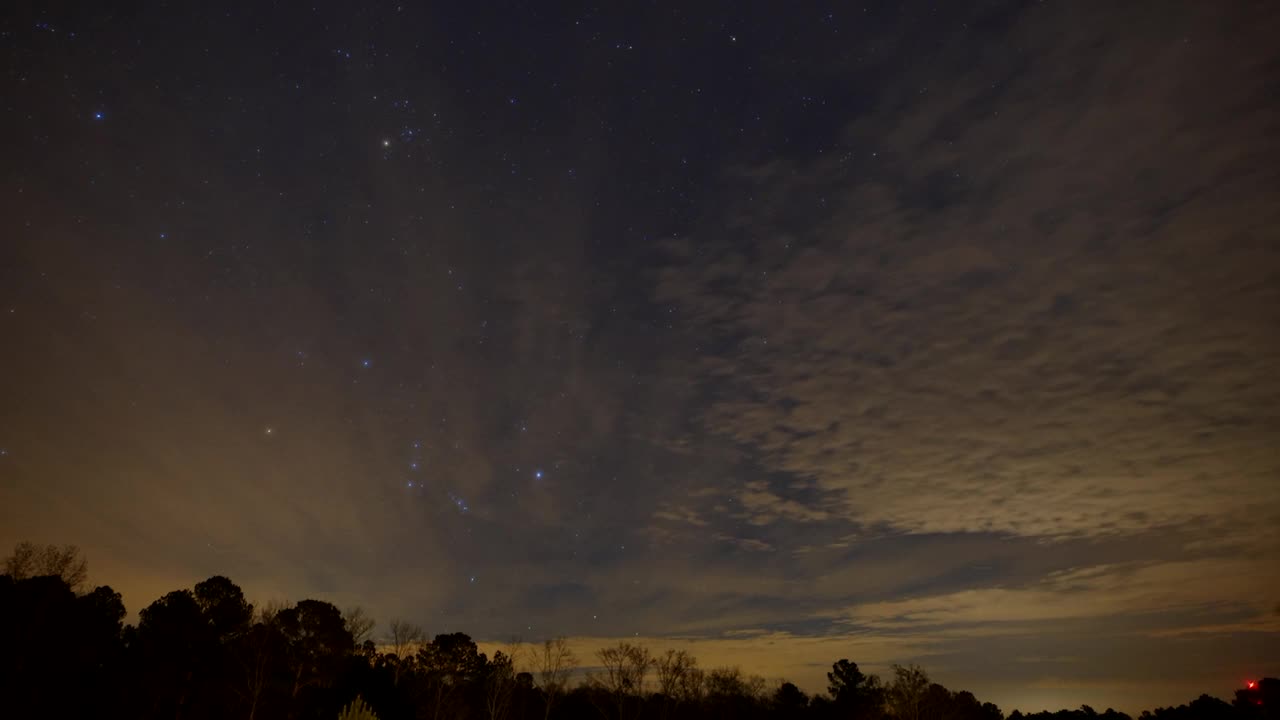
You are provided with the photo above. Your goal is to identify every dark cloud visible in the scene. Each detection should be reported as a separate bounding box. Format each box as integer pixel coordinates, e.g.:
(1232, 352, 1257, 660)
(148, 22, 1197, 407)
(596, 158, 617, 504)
(643, 0, 1280, 706)
(659, 0, 1280, 543)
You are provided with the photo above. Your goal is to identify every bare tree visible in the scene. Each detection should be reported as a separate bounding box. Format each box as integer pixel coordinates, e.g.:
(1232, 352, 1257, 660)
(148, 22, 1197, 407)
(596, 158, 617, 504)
(656, 648, 704, 720)
(705, 666, 753, 698)
(682, 666, 706, 704)
(343, 605, 376, 646)
(886, 663, 930, 720)
(3, 541, 89, 591)
(656, 648, 700, 698)
(386, 619, 425, 686)
(591, 642, 652, 720)
(744, 674, 767, 701)
(532, 637, 576, 720)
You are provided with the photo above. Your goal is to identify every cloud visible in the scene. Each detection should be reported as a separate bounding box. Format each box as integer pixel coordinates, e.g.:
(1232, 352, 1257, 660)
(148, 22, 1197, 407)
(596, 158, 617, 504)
(712, 533, 775, 553)
(737, 481, 832, 526)
(657, 1, 1280, 541)
(834, 558, 1280, 633)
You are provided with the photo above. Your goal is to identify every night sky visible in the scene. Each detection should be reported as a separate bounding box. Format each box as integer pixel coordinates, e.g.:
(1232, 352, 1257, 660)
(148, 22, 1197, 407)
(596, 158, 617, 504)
(2, 0, 1278, 712)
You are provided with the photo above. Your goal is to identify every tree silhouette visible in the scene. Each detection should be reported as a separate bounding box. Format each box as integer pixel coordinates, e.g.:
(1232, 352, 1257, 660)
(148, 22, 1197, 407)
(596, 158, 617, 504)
(234, 601, 286, 720)
(134, 589, 219, 718)
(656, 648, 703, 720)
(194, 575, 254, 640)
(2, 541, 1273, 720)
(484, 649, 518, 720)
(827, 658, 884, 720)
(535, 636, 578, 720)
(773, 681, 809, 714)
(2, 541, 89, 591)
(592, 642, 653, 720)
(278, 598, 355, 718)
(386, 618, 426, 687)
(1235, 679, 1278, 720)
(703, 666, 767, 720)
(344, 606, 377, 647)
(417, 632, 487, 720)
(887, 664, 930, 720)
(0, 573, 125, 715)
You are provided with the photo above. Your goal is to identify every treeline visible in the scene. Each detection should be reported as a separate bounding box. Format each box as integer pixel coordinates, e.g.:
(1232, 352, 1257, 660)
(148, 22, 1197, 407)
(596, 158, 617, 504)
(1, 543, 1274, 720)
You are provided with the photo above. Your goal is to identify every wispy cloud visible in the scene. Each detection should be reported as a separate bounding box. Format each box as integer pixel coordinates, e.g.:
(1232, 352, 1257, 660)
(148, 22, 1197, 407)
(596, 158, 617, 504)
(834, 558, 1279, 632)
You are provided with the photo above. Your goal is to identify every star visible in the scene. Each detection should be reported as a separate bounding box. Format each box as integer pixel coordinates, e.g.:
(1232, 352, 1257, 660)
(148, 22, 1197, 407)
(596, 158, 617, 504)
(534, 469, 544, 479)
(381, 139, 391, 148)
(450, 494, 469, 512)
(264, 427, 275, 436)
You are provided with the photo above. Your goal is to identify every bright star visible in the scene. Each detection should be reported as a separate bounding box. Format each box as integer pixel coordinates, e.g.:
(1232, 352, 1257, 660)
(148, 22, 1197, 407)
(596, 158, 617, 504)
(381, 139, 391, 148)
(534, 469, 544, 479)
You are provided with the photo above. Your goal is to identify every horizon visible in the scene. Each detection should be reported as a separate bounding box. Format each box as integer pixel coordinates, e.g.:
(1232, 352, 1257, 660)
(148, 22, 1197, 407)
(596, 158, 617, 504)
(2, 0, 1277, 714)
(0, 554, 1271, 716)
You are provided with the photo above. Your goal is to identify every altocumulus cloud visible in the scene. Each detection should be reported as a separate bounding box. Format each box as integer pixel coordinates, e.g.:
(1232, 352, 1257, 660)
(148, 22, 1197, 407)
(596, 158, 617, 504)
(643, 1, 1279, 710)
(658, 0, 1280, 544)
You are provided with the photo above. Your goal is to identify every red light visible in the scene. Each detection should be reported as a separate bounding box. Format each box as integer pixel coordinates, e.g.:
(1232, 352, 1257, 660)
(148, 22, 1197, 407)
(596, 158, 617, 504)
(1247, 681, 1256, 689)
